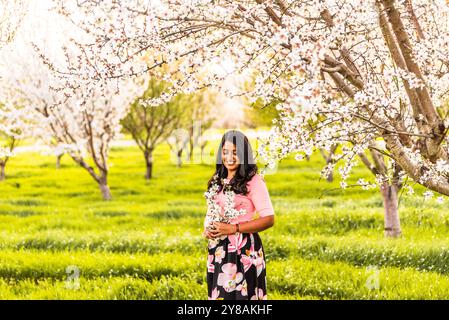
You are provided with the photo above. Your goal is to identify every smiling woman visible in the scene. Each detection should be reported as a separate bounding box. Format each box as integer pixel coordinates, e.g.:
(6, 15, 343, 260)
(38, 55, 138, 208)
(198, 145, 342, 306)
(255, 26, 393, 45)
(203, 130, 275, 300)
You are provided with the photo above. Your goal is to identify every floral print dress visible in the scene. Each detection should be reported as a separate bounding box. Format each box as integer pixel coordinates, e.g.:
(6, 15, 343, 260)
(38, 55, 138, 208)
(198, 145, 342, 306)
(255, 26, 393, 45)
(207, 232, 268, 300)
(206, 174, 274, 300)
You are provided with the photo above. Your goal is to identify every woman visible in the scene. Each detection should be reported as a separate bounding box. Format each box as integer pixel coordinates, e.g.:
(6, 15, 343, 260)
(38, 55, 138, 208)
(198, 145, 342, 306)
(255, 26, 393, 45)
(203, 130, 275, 300)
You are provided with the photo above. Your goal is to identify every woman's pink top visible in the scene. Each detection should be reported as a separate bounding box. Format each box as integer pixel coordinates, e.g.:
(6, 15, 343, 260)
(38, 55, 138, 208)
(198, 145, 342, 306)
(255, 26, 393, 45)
(214, 173, 275, 223)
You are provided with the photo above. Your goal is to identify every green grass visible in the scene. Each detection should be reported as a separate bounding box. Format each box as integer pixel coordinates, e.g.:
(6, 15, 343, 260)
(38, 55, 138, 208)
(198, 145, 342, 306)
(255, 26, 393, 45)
(0, 134, 448, 299)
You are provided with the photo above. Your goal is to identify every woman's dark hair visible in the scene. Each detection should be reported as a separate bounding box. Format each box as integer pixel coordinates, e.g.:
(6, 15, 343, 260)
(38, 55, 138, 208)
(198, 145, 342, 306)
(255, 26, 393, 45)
(207, 130, 258, 195)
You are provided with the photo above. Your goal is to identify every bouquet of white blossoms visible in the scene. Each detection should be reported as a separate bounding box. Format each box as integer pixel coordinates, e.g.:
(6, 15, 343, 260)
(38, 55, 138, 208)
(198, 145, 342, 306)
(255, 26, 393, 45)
(204, 174, 247, 246)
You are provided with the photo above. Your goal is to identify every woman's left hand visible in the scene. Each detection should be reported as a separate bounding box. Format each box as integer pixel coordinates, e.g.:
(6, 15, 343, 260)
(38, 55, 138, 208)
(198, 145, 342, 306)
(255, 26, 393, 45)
(210, 222, 236, 237)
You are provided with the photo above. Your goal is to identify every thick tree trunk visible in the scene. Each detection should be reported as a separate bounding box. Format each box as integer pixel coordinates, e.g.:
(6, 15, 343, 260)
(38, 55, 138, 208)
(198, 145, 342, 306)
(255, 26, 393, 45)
(144, 150, 153, 180)
(0, 163, 5, 181)
(56, 154, 63, 169)
(380, 181, 401, 238)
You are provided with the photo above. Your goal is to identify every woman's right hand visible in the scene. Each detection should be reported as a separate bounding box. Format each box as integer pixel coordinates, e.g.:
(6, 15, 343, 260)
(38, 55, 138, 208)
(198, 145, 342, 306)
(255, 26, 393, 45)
(202, 229, 215, 240)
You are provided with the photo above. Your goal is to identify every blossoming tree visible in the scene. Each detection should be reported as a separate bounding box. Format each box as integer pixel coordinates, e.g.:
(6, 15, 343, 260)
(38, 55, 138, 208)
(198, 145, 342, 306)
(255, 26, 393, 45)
(0, 0, 31, 179)
(3, 38, 144, 200)
(121, 77, 188, 179)
(48, 0, 449, 236)
(0, 100, 35, 180)
(0, 0, 28, 48)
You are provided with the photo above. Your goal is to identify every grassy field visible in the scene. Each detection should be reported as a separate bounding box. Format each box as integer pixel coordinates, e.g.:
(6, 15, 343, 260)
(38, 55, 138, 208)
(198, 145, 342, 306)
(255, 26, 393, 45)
(0, 135, 449, 299)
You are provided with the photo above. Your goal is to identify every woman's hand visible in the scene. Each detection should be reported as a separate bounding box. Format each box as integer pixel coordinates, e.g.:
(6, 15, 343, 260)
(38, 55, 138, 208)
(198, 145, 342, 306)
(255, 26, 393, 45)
(210, 222, 237, 238)
(202, 229, 215, 240)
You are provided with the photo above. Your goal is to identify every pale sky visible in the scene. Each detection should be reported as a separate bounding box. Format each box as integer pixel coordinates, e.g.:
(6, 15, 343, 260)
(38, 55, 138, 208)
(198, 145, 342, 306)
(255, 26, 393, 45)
(4, 0, 77, 63)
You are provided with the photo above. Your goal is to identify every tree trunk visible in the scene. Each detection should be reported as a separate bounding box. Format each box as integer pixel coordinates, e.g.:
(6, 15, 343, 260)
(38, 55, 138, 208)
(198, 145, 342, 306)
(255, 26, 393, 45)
(99, 183, 112, 200)
(189, 135, 194, 162)
(360, 147, 402, 238)
(200, 142, 207, 162)
(177, 149, 183, 167)
(380, 181, 401, 238)
(144, 150, 153, 180)
(324, 153, 334, 182)
(56, 154, 63, 169)
(320, 147, 336, 182)
(0, 163, 5, 181)
(98, 174, 112, 200)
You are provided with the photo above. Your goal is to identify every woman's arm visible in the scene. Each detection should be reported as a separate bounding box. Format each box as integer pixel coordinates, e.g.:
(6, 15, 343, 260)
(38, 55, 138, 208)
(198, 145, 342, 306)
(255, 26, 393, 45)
(210, 216, 275, 238)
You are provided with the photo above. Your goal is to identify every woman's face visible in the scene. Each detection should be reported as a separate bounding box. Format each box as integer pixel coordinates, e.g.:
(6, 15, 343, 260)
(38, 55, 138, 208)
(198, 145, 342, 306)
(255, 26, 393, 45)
(222, 141, 240, 172)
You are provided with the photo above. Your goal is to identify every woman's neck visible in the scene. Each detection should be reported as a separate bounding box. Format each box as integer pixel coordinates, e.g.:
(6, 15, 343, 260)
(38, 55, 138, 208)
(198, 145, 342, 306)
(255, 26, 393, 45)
(226, 171, 236, 180)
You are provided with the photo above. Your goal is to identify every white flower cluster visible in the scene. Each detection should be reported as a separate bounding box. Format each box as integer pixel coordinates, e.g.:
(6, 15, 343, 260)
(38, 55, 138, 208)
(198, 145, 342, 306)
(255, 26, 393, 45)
(203, 175, 248, 246)
(357, 178, 377, 190)
(0, 147, 15, 158)
(396, 68, 425, 90)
